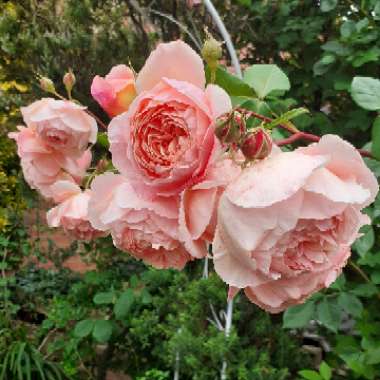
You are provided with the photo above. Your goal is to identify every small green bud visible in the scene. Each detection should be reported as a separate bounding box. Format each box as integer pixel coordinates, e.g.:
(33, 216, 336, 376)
(202, 35, 222, 69)
(39, 76, 55, 93)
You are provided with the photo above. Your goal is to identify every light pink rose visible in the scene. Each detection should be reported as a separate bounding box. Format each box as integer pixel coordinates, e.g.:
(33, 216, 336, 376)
(9, 126, 91, 198)
(91, 65, 137, 117)
(47, 181, 106, 241)
(108, 40, 231, 199)
(179, 157, 241, 258)
(88, 172, 192, 269)
(21, 98, 97, 156)
(213, 135, 378, 313)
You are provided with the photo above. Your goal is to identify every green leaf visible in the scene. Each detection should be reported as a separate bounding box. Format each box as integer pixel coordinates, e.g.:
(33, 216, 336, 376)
(92, 320, 113, 343)
(313, 55, 336, 76)
(371, 116, 380, 160)
(208, 66, 255, 97)
(351, 77, 380, 111)
(97, 132, 109, 149)
(243, 64, 290, 99)
(370, 271, 380, 284)
(366, 346, 380, 365)
(358, 251, 380, 267)
(298, 370, 323, 380)
(283, 301, 315, 329)
(74, 319, 94, 338)
(340, 20, 356, 38)
(351, 283, 378, 297)
(322, 41, 350, 56)
(317, 298, 342, 333)
(319, 362, 332, 380)
(354, 226, 374, 256)
(93, 291, 115, 305)
(320, 0, 338, 12)
(114, 289, 134, 320)
(338, 293, 363, 317)
(265, 107, 309, 129)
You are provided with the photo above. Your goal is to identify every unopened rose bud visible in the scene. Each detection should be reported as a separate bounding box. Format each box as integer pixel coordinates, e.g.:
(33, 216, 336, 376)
(63, 70, 76, 93)
(215, 111, 246, 144)
(241, 128, 272, 160)
(39, 77, 55, 93)
(202, 34, 223, 69)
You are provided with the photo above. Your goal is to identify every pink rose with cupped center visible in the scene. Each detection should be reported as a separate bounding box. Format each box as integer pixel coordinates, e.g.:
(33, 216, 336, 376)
(213, 135, 378, 313)
(88, 172, 192, 269)
(108, 40, 231, 199)
(9, 126, 91, 198)
(47, 181, 106, 241)
(21, 98, 97, 156)
(91, 64, 137, 117)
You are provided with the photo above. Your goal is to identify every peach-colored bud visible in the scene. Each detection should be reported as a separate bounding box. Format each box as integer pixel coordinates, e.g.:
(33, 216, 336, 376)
(63, 70, 76, 92)
(39, 77, 55, 93)
(91, 65, 136, 117)
(215, 111, 246, 144)
(241, 128, 272, 160)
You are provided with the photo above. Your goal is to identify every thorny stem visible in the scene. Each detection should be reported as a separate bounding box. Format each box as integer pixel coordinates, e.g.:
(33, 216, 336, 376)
(243, 110, 374, 159)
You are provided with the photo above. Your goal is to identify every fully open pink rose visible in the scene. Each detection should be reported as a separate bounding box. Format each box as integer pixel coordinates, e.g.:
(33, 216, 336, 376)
(179, 157, 241, 258)
(47, 181, 106, 241)
(21, 98, 97, 156)
(88, 173, 192, 269)
(9, 126, 91, 198)
(108, 40, 231, 199)
(213, 135, 378, 313)
(91, 65, 137, 117)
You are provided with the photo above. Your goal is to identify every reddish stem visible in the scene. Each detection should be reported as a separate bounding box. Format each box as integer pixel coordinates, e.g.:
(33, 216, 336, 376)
(242, 109, 374, 160)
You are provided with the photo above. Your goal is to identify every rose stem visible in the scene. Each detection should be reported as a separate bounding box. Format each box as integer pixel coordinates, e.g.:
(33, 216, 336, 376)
(244, 110, 374, 159)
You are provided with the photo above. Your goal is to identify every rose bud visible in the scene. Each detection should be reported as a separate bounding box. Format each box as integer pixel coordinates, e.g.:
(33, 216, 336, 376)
(202, 34, 222, 70)
(63, 70, 76, 93)
(39, 76, 55, 94)
(91, 65, 137, 117)
(215, 111, 246, 144)
(241, 128, 272, 160)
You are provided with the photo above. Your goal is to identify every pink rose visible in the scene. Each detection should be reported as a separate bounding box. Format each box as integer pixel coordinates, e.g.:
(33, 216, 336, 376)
(88, 173, 192, 269)
(47, 181, 106, 241)
(91, 65, 137, 117)
(9, 126, 91, 198)
(21, 98, 97, 156)
(179, 157, 241, 258)
(108, 40, 231, 199)
(213, 135, 378, 313)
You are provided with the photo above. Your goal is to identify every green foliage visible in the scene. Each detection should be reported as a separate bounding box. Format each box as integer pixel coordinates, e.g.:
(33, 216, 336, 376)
(243, 64, 290, 99)
(0, 341, 68, 380)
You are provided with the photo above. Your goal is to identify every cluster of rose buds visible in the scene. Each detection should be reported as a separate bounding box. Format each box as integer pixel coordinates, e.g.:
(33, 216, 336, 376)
(215, 110, 273, 161)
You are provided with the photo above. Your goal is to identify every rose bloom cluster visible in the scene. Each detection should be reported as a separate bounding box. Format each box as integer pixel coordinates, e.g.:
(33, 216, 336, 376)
(10, 41, 378, 313)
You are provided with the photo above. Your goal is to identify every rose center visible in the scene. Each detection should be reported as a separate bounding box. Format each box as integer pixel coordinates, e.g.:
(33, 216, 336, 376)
(132, 106, 191, 178)
(282, 216, 341, 272)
